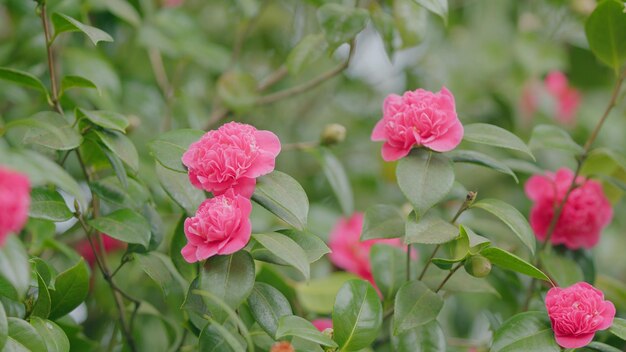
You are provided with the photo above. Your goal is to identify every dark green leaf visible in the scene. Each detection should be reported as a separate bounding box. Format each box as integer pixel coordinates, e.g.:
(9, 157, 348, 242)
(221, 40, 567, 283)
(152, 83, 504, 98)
(0, 68, 48, 95)
(30, 317, 70, 352)
(277, 229, 330, 263)
(393, 281, 443, 336)
(609, 318, 626, 340)
(585, 0, 626, 71)
(316, 148, 354, 215)
(155, 162, 204, 216)
(295, 273, 358, 314)
(77, 109, 128, 133)
(49, 259, 89, 319)
(480, 247, 549, 281)
(414, 0, 448, 23)
(276, 315, 338, 348)
(317, 4, 368, 49)
(148, 129, 204, 173)
(89, 176, 148, 209)
(0, 237, 31, 300)
(491, 312, 559, 352)
(31, 273, 51, 319)
(449, 150, 519, 183)
(252, 233, 310, 280)
(199, 323, 244, 352)
(104, 0, 141, 27)
(584, 342, 623, 352)
(405, 211, 458, 245)
(136, 252, 184, 296)
(471, 198, 535, 254)
(396, 150, 454, 217)
(51, 13, 113, 45)
(247, 282, 292, 338)
(529, 125, 583, 155)
(391, 320, 446, 352)
(6, 112, 82, 151)
(92, 130, 139, 172)
(361, 204, 405, 241)
(503, 159, 544, 175)
(252, 171, 309, 230)
(333, 280, 382, 351)
(370, 244, 406, 301)
(0, 302, 6, 350)
(7, 318, 46, 351)
(102, 146, 128, 189)
(88, 208, 151, 247)
(28, 188, 73, 222)
(60, 76, 99, 96)
(217, 71, 258, 113)
(170, 216, 197, 282)
(463, 123, 534, 159)
(287, 34, 328, 75)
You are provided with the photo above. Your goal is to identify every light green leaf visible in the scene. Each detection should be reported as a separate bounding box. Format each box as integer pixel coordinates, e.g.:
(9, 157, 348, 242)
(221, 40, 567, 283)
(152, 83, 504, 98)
(396, 150, 454, 217)
(529, 125, 583, 155)
(155, 162, 204, 216)
(370, 244, 407, 301)
(463, 123, 534, 159)
(480, 247, 549, 281)
(60, 75, 99, 96)
(247, 282, 292, 338)
(414, 0, 448, 24)
(28, 187, 73, 222)
(6, 111, 82, 151)
(0, 302, 6, 350)
(295, 273, 358, 314)
(77, 109, 128, 133)
(287, 34, 328, 75)
(29, 317, 70, 352)
(148, 129, 205, 173)
(317, 4, 369, 49)
(316, 148, 354, 216)
(471, 198, 535, 254)
(0, 67, 48, 95)
(88, 208, 151, 247)
(51, 13, 113, 45)
(610, 318, 626, 341)
(370, 3, 395, 59)
(405, 211, 458, 245)
(276, 315, 338, 348)
(585, 0, 626, 72)
(217, 71, 258, 113)
(393, 0, 427, 48)
(449, 150, 519, 183)
(539, 251, 584, 287)
(105, 0, 141, 27)
(0, 237, 31, 300)
(392, 320, 446, 352)
(7, 318, 46, 351)
(252, 171, 309, 231)
(491, 312, 559, 352)
(333, 280, 383, 351)
(361, 204, 405, 241)
(393, 281, 443, 336)
(48, 259, 89, 319)
(92, 130, 139, 173)
(276, 229, 330, 263)
(252, 233, 310, 280)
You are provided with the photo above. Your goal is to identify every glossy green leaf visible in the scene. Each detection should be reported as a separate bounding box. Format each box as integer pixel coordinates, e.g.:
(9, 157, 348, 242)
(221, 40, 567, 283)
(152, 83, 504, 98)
(449, 150, 519, 183)
(28, 188, 73, 222)
(217, 71, 258, 113)
(252, 171, 309, 230)
(480, 247, 549, 281)
(30, 317, 69, 352)
(0, 237, 31, 300)
(88, 208, 151, 247)
(31, 273, 51, 319)
(89, 176, 148, 209)
(396, 150, 454, 217)
(77, 109, 128, 133)
(92, 129, 139, 172)
(391, 320, 446, 352)
(317, 4, 368, 49)
(170, 216, 197, 282)
(276, 229, 330, 263)
(7, 318, 46, 351)
(539, 251, 584, 287)
(51, 13, 113, 45)
(155, 162, 204, 216)
(463, 225, 491, 254)
(414, 0, 448, 23)
(247, 282, 292, 338)
(316, 148, 354, 215)
(136, 252, 184, 296)
(492, 312, 559, 352)
(529, 125, 583, 155)
(6, 112, 82, 151)
(276, 315, 338, 348)
(370, 244, 407, 301)
(252, 233, 310, 280)
(198, 251, 255, 323)
(393, 281, 443, 336)
(504, 159, 544, 175)
(0, 302, 6, 350)
(60, 75, 99, 96)
(471, 198, 535, 254)
(361, 204, 405, 241)
(333, 280, 382, 351)
(584, 342, 623, 352)
(463, 123, 534, 159)
(585, 0, 626, 71)
(49, 259, 89, 319)
(405, 211, 458, 245)
(148, 129, 204, 173)
(287, 34, 328, 75)
(0, 67, 48, 95)
(610, 318, 626, 340)
(295, 273, 358, 314)
(199, 323, 243, 352)
(393, 0, 427, 48)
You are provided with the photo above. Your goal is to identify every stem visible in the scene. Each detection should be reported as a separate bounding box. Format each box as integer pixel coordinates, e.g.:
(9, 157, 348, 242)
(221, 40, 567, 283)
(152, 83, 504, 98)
(38, 4, 62, 114)
(406, 244, 411, 281)
(435, 263, 463, 293)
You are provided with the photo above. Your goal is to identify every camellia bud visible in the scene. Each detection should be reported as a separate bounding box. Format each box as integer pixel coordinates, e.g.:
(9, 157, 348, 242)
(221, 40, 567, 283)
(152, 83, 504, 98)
(320, 123, 347, 146)
(464, 255, 492, 278)
(270, 341, 295, 352)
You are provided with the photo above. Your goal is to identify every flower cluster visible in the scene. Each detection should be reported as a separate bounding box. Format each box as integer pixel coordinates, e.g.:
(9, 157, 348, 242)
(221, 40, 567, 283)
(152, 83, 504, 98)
(520, 71, 581, 125)
(181, 122, 281, 263)
(0, 167, 30, 246)
(525, 168, 612, 249)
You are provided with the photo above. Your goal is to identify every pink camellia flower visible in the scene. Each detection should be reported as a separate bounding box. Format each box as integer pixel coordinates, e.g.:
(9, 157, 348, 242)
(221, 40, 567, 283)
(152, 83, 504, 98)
(76, 234, 126, 267)
(182, 122, 281, 198)
(544, 71, 581, 125)
(328, 213, 404, 286)
(525, 168, 612, 249)
(371, 87, 463, 161)
(0, 167, 30, 246)
(181, 189, 252, 263)
(311, 319, 333, 332)
(545, 282, 615, 348)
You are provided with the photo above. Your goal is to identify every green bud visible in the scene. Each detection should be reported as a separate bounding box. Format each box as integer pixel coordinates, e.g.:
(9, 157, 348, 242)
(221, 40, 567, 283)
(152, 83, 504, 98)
(464, 255, 492, 278)
(320, 123, 346, 146)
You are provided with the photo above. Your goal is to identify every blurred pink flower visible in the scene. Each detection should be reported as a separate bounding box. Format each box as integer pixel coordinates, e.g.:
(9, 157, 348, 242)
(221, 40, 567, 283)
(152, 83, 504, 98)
(545, 282, 615, 348)
(0, 167, 30, 246)
(371, 87, 463, 161)
(525, 168, 612, 249)
(519, 71, 581, 125)
(181, 189, 252, 263)
(76, 234, 126, 267)
(328, 213, 404, 286)
(182, 122, 281, 198)
(311, 319, 333, 332)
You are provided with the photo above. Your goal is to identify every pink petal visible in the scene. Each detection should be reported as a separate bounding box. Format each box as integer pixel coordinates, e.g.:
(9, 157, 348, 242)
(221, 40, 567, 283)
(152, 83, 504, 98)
(598, 301, 616, 330)
(311, 319, 333, 332)
(218, 219, 251, 255)
(195, 244, 218, 261)
(381, 143, 411, 161)
(246, 150, 277, 178)
(423, 120, 463, 152)
(371, 119, 387, 141)
(232, 177, 257, 198)
(525, 175, 553, 202)
(181, 243, 198, 263)
(254, 130, 282, 156)
(554, 332, 594, 349)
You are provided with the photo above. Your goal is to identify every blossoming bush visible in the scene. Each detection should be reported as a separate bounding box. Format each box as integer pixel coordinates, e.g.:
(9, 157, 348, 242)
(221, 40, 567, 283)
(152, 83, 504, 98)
(1, 0, 626, 351)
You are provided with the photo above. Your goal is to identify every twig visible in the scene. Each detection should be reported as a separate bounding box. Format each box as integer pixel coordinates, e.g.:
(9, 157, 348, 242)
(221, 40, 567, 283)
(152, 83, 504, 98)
(257, 66, 289, 91)
(38, 3, 62, 114)
(435, 262, 463, 293)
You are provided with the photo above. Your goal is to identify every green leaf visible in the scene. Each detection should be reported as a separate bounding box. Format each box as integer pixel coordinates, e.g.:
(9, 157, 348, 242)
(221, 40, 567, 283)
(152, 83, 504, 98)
(155, 162, 204, 216)
(28, 187, 73, 222)
(396, 150, 454, 217)
(393, 0, 427, 48)
(247, 282, 292, 338)
(31, 273, 51, 319)
(92, 130, 139, 173)
(370, 3, 395, 59)
(610, 318, 626, 341)
(77, 109, 128, 133)
(102, 146, 128, 189)
(0, 67, 48, 95)
(585, 0, 626, 72)
(217, 71, 258, 113)
(370, 244, 407, 301)
(48, 259, 89, 319)
(491, 312, 559, 352)
(276, 229, 330, 263)
(60, 75, 99, 96)
(198, 252, 255, 323)
(170, 216, 197, 282)
(391, 320, 446, 352)
(89, 176, 148, 209)
(29, 317, 70, 352)
(585, 342, 623, 352)
(317, 4, 369, 49)
(136, 252, 184, 296)
(361, 204, 405, 241)
(287, 34, 328, 75)
(529, 125, 583, 155)
(7, 318, 46, 351)
(276, 315, 338, 348)
(414, 0, 448, 23)
(0, 302, 6, 350)
(480, 247, 549, 281)
(333, 280, 383, 351)
(6, 111, 82, 151)
(471, 199, 536, 254)
(252, 233, 310, 280)
(504, 159, 544, 175)
(148, 129, 205, 173)
(449, 150, 519, 183)
(104, 0, 141, 27)
(393, 280, 443, 336)
(51, 13, 113, 45)
(463, 123, 534, 159)
(316, 148, 354, 215)
(88, 208, 151, 247)
(0, 237, 31, 300)
(539, 251, 584, 287)
(405, 211, 458, 245)
(199, 323, 244, 352)
(252, 171, 309, 231)
(295, 272, 358, 314)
